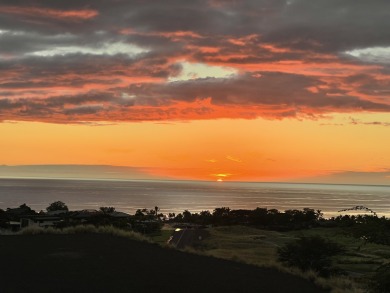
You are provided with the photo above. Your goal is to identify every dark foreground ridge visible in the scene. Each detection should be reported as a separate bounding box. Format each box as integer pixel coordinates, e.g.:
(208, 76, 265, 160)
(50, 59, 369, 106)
(0, 234, 327, 293)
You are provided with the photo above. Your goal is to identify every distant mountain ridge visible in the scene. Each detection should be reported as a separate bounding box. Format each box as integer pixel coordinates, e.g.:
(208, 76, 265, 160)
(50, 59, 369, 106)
(0, 164, 390, 185)
(0, 165, 162, 180)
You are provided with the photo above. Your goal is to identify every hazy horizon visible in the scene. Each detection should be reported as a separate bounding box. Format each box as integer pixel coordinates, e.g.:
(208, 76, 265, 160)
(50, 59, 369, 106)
(1, 164, 390, 187)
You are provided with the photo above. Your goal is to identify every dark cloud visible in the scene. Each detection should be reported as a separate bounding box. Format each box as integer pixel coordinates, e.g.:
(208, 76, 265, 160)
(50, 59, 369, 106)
(0, 1, 389, 122)
(125, 72, 390, 111)
(349, 117, 390, 127)
(63, 105, 104, 115)
(1, 72, 389, 123)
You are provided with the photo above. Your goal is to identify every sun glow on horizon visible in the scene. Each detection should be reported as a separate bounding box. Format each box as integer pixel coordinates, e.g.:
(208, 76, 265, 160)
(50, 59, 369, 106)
(1, 113, 390, 184)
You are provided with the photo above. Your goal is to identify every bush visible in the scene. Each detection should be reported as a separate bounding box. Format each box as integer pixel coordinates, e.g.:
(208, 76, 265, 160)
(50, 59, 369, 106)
(370, 263, 390, 293)
(278, 235, 344, 277)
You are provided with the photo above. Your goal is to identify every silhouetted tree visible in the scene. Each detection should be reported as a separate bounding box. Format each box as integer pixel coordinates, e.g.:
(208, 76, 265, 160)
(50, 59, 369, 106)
(199, 210, 212, 225)
(175, 213, 183, 221)
(0, 208, 7, 228)
(212, 207, 231, 225)
(250, 207, 269, 225)
(135, 209, 145, 219)
(99, 207, 115, 214)
(349, 215, 390, 246)
(182, 210, 192, 222)
(46, 201, 68, 212)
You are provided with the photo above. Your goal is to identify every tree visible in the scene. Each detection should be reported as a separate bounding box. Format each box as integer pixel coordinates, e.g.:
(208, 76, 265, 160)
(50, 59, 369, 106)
(278, 235, 344, 276)
(199, 210, 212, 225)
(213, 207, 230, 218)
(174, 213, 183, 221)
(46, 201, 68, 212)
(99, 207, 115, 214)
(0, 209, 7, 228)
(182, 210, 192, 222)
(349, 215, 390, 246)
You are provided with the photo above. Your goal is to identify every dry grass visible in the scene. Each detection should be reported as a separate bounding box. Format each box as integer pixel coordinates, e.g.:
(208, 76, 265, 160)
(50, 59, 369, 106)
(18, 225, 150, 242)
(316, 276, 367, 293)
(18, 226, 61, 235)
(185, 225, 368, 293)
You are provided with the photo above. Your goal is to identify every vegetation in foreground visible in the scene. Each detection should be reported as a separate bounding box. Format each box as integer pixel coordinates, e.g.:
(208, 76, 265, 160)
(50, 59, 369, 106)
(1, 201, 389, 292)
(277, 235, 345, 277)
(183, 225, 390, 293)
(0, 233, 328, 293)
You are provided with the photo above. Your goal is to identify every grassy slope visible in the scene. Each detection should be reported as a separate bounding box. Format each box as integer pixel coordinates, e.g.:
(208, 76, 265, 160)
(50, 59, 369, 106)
(172, 225, 389, 292)
(286, 227, 390, 276)
(0, 233, 327, 293)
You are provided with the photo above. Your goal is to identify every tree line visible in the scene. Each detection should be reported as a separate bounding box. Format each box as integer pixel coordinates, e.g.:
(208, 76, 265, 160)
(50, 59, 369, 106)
(1, 202, 389, 245)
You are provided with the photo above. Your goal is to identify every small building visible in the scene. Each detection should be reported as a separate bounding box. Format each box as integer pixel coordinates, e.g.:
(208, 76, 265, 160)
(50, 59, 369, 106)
(20, 215, 63, 228)
(71, 209, 99, 222)
(7, 221, 21, 232)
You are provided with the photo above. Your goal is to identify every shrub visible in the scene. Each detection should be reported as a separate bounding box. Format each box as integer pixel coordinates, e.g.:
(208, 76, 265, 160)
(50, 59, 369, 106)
(370, 263, 390, 293)
(277, 235, 344, 277)
(19, 225, 149, 242)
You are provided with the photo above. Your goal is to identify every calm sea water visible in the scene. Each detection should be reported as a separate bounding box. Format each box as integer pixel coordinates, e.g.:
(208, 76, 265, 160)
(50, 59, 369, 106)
(0, 178, 389, 218)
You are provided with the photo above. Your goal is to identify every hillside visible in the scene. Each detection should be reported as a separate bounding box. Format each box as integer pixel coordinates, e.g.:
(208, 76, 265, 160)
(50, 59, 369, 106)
(0, 234, 327, 293)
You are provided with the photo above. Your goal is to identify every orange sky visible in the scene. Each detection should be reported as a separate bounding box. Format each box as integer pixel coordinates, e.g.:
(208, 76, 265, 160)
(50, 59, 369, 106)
(1, 113, 390, 183)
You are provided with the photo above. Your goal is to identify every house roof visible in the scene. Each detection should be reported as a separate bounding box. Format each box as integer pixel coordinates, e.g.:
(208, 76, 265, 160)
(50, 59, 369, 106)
(72, 209, 99, 218)
(6, 207, 33, 215)
(8, 221, 21, 226)
(21, 215, 62, 221)
(108, 211, 130, 218)
(46, 210, 68, 216)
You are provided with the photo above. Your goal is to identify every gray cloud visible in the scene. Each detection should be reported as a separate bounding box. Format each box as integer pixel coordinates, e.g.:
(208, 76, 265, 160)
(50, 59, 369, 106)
(126, 72, 390, 111)
(0, 1, 390, 122)
(1, 72, 389, 123)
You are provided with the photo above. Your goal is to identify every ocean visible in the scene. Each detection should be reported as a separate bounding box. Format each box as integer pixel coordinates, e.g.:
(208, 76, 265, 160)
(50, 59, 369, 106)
(0, 178, 389, 218)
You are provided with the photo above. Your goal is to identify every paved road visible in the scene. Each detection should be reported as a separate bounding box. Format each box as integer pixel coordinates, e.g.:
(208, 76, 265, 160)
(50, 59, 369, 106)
(169, 228, 208, 249)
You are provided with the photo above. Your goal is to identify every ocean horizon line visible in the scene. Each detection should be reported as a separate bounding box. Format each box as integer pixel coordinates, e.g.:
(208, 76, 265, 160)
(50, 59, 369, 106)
(1, 176, 390, 189)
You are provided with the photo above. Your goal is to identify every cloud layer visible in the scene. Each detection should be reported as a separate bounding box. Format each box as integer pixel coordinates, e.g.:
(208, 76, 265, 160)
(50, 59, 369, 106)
(1, 0, 390, 122)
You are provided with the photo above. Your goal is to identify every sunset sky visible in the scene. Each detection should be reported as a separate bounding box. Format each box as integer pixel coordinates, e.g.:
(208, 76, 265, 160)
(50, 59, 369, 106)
(1, 0, 390, 184)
